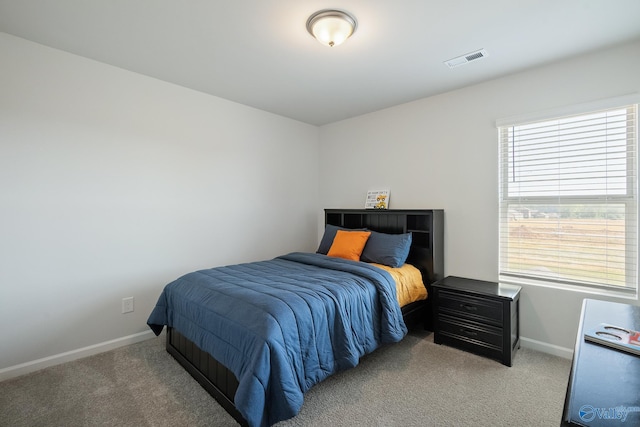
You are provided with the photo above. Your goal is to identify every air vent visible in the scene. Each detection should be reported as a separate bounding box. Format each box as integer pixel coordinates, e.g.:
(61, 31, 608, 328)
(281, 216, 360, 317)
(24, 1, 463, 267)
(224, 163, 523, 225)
(444, 49, 488, 68)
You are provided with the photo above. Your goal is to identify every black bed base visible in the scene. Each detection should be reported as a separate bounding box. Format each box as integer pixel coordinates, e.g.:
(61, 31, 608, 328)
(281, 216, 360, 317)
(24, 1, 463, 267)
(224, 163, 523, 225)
(403, 298, 433, 330)
(166, 303, 431, 426)
(166, 327, 247, 426)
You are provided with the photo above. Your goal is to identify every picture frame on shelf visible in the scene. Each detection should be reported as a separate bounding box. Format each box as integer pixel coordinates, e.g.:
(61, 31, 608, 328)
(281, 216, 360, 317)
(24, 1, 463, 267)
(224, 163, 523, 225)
(365, 190, 390, 209)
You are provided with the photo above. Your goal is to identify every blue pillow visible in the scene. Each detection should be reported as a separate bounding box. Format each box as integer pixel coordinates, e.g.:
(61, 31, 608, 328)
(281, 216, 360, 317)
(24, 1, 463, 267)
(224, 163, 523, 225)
(360, 231, 412, 268)
(317, 224, 366, 254)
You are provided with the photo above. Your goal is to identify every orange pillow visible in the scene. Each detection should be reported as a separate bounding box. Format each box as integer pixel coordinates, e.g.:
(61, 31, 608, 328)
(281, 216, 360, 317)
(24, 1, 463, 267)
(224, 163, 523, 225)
(327, 230, 371, 261)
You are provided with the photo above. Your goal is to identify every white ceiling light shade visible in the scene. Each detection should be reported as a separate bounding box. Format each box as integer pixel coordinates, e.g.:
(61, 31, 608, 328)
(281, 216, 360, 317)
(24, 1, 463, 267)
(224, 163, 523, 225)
(306, 9, 357, 47)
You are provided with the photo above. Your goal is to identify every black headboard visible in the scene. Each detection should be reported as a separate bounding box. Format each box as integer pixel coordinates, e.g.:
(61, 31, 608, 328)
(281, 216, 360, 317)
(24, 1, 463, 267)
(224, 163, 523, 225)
(324, 209, 444, 285)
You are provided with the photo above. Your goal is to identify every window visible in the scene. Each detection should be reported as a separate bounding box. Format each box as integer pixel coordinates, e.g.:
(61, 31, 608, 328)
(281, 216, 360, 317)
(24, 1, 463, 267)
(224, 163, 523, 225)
(498, 103, 638, 294)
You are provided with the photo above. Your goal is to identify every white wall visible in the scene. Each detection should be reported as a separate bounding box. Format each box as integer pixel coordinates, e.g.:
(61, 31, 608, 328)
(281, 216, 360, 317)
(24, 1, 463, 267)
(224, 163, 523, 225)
(2, 32, 639, 378)
(0, 33, 319, 376)
(319, 40, 640, 357)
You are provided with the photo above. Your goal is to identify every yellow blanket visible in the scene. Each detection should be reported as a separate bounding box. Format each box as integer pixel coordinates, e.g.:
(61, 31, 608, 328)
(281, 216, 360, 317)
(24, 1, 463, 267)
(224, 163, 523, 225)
(370, 263, 427, 307)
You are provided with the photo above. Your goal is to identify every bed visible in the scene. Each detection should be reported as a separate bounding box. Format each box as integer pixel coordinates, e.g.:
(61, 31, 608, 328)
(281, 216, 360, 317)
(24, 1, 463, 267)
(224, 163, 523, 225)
(147, 209, 443, 426)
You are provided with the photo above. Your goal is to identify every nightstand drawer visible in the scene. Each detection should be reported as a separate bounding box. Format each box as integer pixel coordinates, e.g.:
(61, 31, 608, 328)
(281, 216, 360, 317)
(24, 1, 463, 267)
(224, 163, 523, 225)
(438, 314, 503, 348)
(438, 290, 503, 326)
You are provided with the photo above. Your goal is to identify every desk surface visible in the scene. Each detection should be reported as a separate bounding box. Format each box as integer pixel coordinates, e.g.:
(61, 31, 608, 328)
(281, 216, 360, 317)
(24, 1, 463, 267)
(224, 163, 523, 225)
(562, 299, 640, 426)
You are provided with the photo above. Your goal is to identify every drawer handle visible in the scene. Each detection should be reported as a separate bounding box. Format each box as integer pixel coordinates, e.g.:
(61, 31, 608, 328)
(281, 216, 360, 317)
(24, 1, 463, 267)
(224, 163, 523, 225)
(460, 328, 477, 337)
(460, 303, 478, 311)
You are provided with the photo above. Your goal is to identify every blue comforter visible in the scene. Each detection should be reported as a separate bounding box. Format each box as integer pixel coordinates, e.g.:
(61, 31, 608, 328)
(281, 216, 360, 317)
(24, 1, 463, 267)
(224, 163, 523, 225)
(147, 252, 408, 426)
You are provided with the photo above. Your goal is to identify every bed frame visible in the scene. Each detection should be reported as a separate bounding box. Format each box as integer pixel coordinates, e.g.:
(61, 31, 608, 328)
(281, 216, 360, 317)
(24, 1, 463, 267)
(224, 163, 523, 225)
(165, 209, 444, 426)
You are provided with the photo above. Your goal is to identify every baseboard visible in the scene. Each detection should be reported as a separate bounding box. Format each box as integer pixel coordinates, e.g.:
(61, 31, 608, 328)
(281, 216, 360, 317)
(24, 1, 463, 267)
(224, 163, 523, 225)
(521, 336, 574, 359)
(0, 330, 156, 381)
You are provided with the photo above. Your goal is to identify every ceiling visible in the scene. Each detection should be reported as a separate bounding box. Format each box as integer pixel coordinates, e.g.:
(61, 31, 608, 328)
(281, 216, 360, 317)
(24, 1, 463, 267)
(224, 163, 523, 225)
(1, 1, 640, 126)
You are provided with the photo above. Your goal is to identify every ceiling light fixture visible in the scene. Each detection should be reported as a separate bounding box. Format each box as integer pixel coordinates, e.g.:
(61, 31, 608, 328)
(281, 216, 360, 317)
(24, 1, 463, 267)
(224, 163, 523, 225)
(306, 9, 357, 47)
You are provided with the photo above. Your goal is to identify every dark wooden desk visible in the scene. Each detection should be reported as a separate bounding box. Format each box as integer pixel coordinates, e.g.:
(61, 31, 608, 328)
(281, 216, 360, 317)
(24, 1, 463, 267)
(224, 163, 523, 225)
(562, 299, 640, 426)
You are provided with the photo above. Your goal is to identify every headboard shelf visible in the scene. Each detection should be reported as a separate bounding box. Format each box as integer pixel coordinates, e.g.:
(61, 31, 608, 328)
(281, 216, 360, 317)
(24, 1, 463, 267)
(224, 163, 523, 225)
(324, 209, 444, 285)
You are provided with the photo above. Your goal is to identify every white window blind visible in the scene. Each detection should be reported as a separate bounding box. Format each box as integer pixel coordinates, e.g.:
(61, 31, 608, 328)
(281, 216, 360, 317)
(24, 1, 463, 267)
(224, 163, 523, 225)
(498, 104, 638, 292)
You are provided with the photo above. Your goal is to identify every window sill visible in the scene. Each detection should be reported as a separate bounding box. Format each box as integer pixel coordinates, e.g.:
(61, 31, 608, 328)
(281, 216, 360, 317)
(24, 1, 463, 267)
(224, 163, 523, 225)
(499, 275, 638, 301)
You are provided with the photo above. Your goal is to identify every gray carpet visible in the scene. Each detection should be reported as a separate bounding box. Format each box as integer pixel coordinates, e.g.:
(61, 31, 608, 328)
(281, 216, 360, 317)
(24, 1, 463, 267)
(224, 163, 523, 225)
(0, 330, 571, 426)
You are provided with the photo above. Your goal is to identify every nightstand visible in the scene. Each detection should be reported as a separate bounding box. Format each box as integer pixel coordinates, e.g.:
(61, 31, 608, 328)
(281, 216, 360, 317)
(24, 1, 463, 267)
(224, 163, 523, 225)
(432, 276, 521, 366)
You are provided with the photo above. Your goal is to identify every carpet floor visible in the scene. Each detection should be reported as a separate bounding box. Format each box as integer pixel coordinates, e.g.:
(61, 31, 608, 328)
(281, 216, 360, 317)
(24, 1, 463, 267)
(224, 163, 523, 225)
(0, 329, 571, 426)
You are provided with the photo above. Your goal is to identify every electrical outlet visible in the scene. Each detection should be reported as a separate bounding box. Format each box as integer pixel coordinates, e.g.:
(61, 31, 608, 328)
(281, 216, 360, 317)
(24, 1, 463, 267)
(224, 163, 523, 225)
(122, 297, 134, 314)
